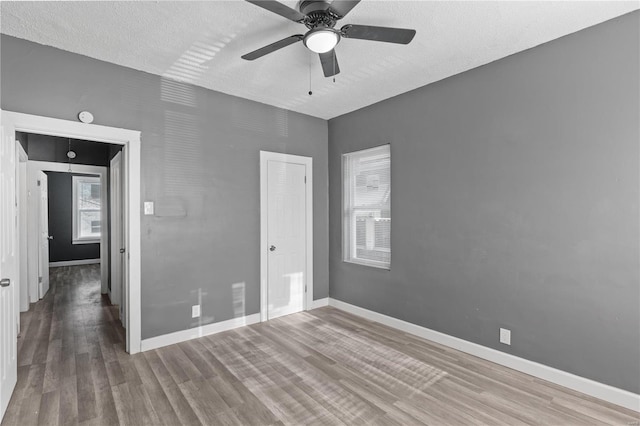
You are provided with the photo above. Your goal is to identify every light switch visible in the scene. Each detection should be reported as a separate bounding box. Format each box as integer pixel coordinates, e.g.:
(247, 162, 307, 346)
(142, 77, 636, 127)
(144, 201, 154, 215)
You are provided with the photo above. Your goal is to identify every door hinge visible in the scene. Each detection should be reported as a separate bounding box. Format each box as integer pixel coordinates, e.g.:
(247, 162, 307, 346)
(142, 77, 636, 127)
(37, 180, 41, 186)
(304, 176, 306, 183)
(39, 276, 42, 283)
(305, 285, 307, 293)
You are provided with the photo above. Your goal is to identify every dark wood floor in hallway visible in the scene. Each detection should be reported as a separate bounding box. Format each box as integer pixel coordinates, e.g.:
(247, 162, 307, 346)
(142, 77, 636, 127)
(2, 264, 638, 425)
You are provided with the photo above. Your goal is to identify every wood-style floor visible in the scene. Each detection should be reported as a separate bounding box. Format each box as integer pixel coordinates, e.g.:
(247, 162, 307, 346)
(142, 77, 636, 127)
(2, 265, 638, 425)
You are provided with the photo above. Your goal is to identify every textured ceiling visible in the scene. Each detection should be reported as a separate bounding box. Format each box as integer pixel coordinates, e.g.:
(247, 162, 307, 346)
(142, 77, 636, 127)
(1, 1, 638, 119)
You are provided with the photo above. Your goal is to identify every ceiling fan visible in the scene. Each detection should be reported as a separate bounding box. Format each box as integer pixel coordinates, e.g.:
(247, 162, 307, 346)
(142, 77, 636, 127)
(241, 0, 417, 77)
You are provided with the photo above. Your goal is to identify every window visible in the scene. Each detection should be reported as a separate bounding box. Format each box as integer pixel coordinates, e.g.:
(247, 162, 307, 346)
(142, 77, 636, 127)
(72, 175, 101, 244)
(343, 144, 391, 269)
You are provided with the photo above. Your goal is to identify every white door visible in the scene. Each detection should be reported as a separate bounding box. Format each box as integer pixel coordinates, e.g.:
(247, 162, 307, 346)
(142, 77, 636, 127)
(110, 151, 124, 319)
(266, 160, 307, 320)
(38, 171, 49, 298)
(0, 124, 18, 421)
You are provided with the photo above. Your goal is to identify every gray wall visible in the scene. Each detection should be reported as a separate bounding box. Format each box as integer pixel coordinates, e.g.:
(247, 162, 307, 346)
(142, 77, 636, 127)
(45, 172, 101, 263)
(1, 35, 329, 339)
(328, 11, 639, 393)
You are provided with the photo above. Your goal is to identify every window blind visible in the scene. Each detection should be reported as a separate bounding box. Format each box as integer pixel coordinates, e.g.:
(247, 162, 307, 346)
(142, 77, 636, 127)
(343, 144, 391, 269)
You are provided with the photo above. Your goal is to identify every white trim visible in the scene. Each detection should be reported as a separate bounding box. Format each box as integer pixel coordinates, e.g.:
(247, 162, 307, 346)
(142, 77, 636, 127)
(311, 298, 329, 309)
(344, 258, 391, 270)
(27, 161, 108, 296)
(141, 313, 261, 351)
(2, 111, 142, 354)
(328, 298, 640, 412)
(14, 142, 23, 333)
(16, 143, 28, 315)
(260, 151, 313, 323)
(49, 259, 100, 267)
(126, 129, 142, 354)
(71, 240, 100, 245)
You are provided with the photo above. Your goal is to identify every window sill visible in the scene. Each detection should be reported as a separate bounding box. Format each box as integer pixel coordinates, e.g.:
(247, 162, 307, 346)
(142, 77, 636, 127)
(72, 239, 100, 245)
(344, 259, 390, 270)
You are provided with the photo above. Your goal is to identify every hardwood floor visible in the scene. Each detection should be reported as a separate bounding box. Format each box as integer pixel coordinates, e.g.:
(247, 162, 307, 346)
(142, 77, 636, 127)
(2, 265, 638, 425)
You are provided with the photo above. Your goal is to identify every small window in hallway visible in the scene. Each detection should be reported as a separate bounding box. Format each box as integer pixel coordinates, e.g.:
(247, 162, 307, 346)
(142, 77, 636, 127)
(72, 175, 101, 244)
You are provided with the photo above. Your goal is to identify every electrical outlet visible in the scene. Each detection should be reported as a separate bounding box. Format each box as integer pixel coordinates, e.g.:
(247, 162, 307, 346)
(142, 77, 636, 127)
(192, 305, 201, 318)
(144, 201, 154, 215)
(500, 328, 511, 345)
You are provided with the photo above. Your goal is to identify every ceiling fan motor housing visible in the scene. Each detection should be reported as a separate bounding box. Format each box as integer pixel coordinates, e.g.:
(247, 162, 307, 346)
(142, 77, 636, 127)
(298, 0, 338, 29)
(297, 0, 331, 15)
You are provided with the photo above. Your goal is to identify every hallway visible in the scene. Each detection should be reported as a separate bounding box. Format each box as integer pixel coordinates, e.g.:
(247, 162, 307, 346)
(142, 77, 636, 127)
(2, 265, 125, 425)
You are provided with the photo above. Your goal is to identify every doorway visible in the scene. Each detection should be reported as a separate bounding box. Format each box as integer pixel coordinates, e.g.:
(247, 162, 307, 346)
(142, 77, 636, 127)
(260, 151, 313, 321)
(0, 110, 141, 354)
(26, 161, 109, 303)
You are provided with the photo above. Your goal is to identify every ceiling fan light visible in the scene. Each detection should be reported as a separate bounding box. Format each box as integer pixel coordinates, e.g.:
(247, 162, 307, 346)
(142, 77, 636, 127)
(304, 29, 339, 54)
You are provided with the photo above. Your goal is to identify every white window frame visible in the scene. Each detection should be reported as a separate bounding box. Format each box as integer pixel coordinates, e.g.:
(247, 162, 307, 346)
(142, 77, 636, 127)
(72, 175, 102, 244)
(343, 144, 391, 270)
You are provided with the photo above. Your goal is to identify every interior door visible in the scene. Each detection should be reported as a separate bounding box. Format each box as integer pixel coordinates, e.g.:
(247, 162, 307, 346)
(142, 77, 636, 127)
(120, 148, 128, 332)
(38, 171, 49, 298)
(110, 151, 124, 319)
(266, 160, 306, 320)
(0, 124, 18, 421)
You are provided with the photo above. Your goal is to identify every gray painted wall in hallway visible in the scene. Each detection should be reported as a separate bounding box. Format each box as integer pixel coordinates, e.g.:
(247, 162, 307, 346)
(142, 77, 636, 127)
(1, 35, 329, 339)
(328, 11, 639, 393)
(45, 172, 101, 263)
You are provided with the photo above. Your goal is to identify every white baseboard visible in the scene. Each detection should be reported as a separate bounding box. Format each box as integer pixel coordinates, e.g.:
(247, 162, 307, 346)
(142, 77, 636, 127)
(328, 298, 640, 413)
(141, 313, 261, 352)
(311, 297, 329, 309)
(49, 258, 100, 267)
(143, 300, 331, 353)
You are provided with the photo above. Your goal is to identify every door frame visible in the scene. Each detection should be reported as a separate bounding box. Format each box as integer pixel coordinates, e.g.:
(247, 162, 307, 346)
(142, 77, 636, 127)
(1, 110, 142, 354)
(259, 151, 313, 322)
(27, 162, 107, 299)
(16, 143, 27, 324)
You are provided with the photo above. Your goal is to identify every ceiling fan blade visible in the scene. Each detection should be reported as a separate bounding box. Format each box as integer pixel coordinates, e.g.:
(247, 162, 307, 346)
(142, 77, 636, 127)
(319, 50, 340, 77)
(341, 24, 416, 44)
(242, 35, 303, 60)
(328, 0, 361, 19)
(245, 0, 306, 23)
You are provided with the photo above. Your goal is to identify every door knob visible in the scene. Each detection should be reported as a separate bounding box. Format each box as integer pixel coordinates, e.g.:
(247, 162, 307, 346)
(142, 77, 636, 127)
(120, 248, 126, 254)
(47, 235, 54, 240)
(0, 278, 10, 287)
(269, 245, 276, 252)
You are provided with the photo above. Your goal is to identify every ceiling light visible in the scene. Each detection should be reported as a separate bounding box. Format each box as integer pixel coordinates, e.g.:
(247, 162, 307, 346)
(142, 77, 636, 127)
(67, 138, 75, 172)
(304, 28, 340, 54)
